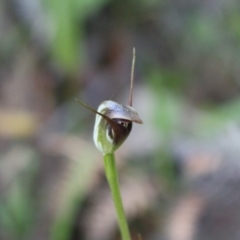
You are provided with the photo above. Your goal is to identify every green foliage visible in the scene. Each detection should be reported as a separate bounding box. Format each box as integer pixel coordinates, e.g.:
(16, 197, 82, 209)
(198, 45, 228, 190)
(0, 151, 38, 240)
(50, 149, 99, 240)
(148, 67, 187, 91)
(196, 98, 240, 135)
(44, 0, 108, 74)
(0, 183, 33, 239)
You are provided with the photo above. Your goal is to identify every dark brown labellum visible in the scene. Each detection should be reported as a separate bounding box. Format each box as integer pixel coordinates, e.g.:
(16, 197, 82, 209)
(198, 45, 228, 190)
(107, 119, 132, 146)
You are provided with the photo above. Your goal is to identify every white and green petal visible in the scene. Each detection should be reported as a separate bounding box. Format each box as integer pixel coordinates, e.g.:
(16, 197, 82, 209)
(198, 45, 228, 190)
(93, 100, 142, 154)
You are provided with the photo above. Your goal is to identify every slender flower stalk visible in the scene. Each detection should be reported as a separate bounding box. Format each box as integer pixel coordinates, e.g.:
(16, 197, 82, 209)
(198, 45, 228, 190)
(104, 153, 131, 240)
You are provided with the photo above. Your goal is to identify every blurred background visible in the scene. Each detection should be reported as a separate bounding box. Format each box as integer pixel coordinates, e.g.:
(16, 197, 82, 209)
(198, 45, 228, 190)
(1, 0, 240, 239)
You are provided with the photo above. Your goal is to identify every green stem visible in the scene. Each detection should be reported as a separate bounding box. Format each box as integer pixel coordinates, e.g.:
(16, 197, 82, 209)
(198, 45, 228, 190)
(103, 153, 131, 240)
